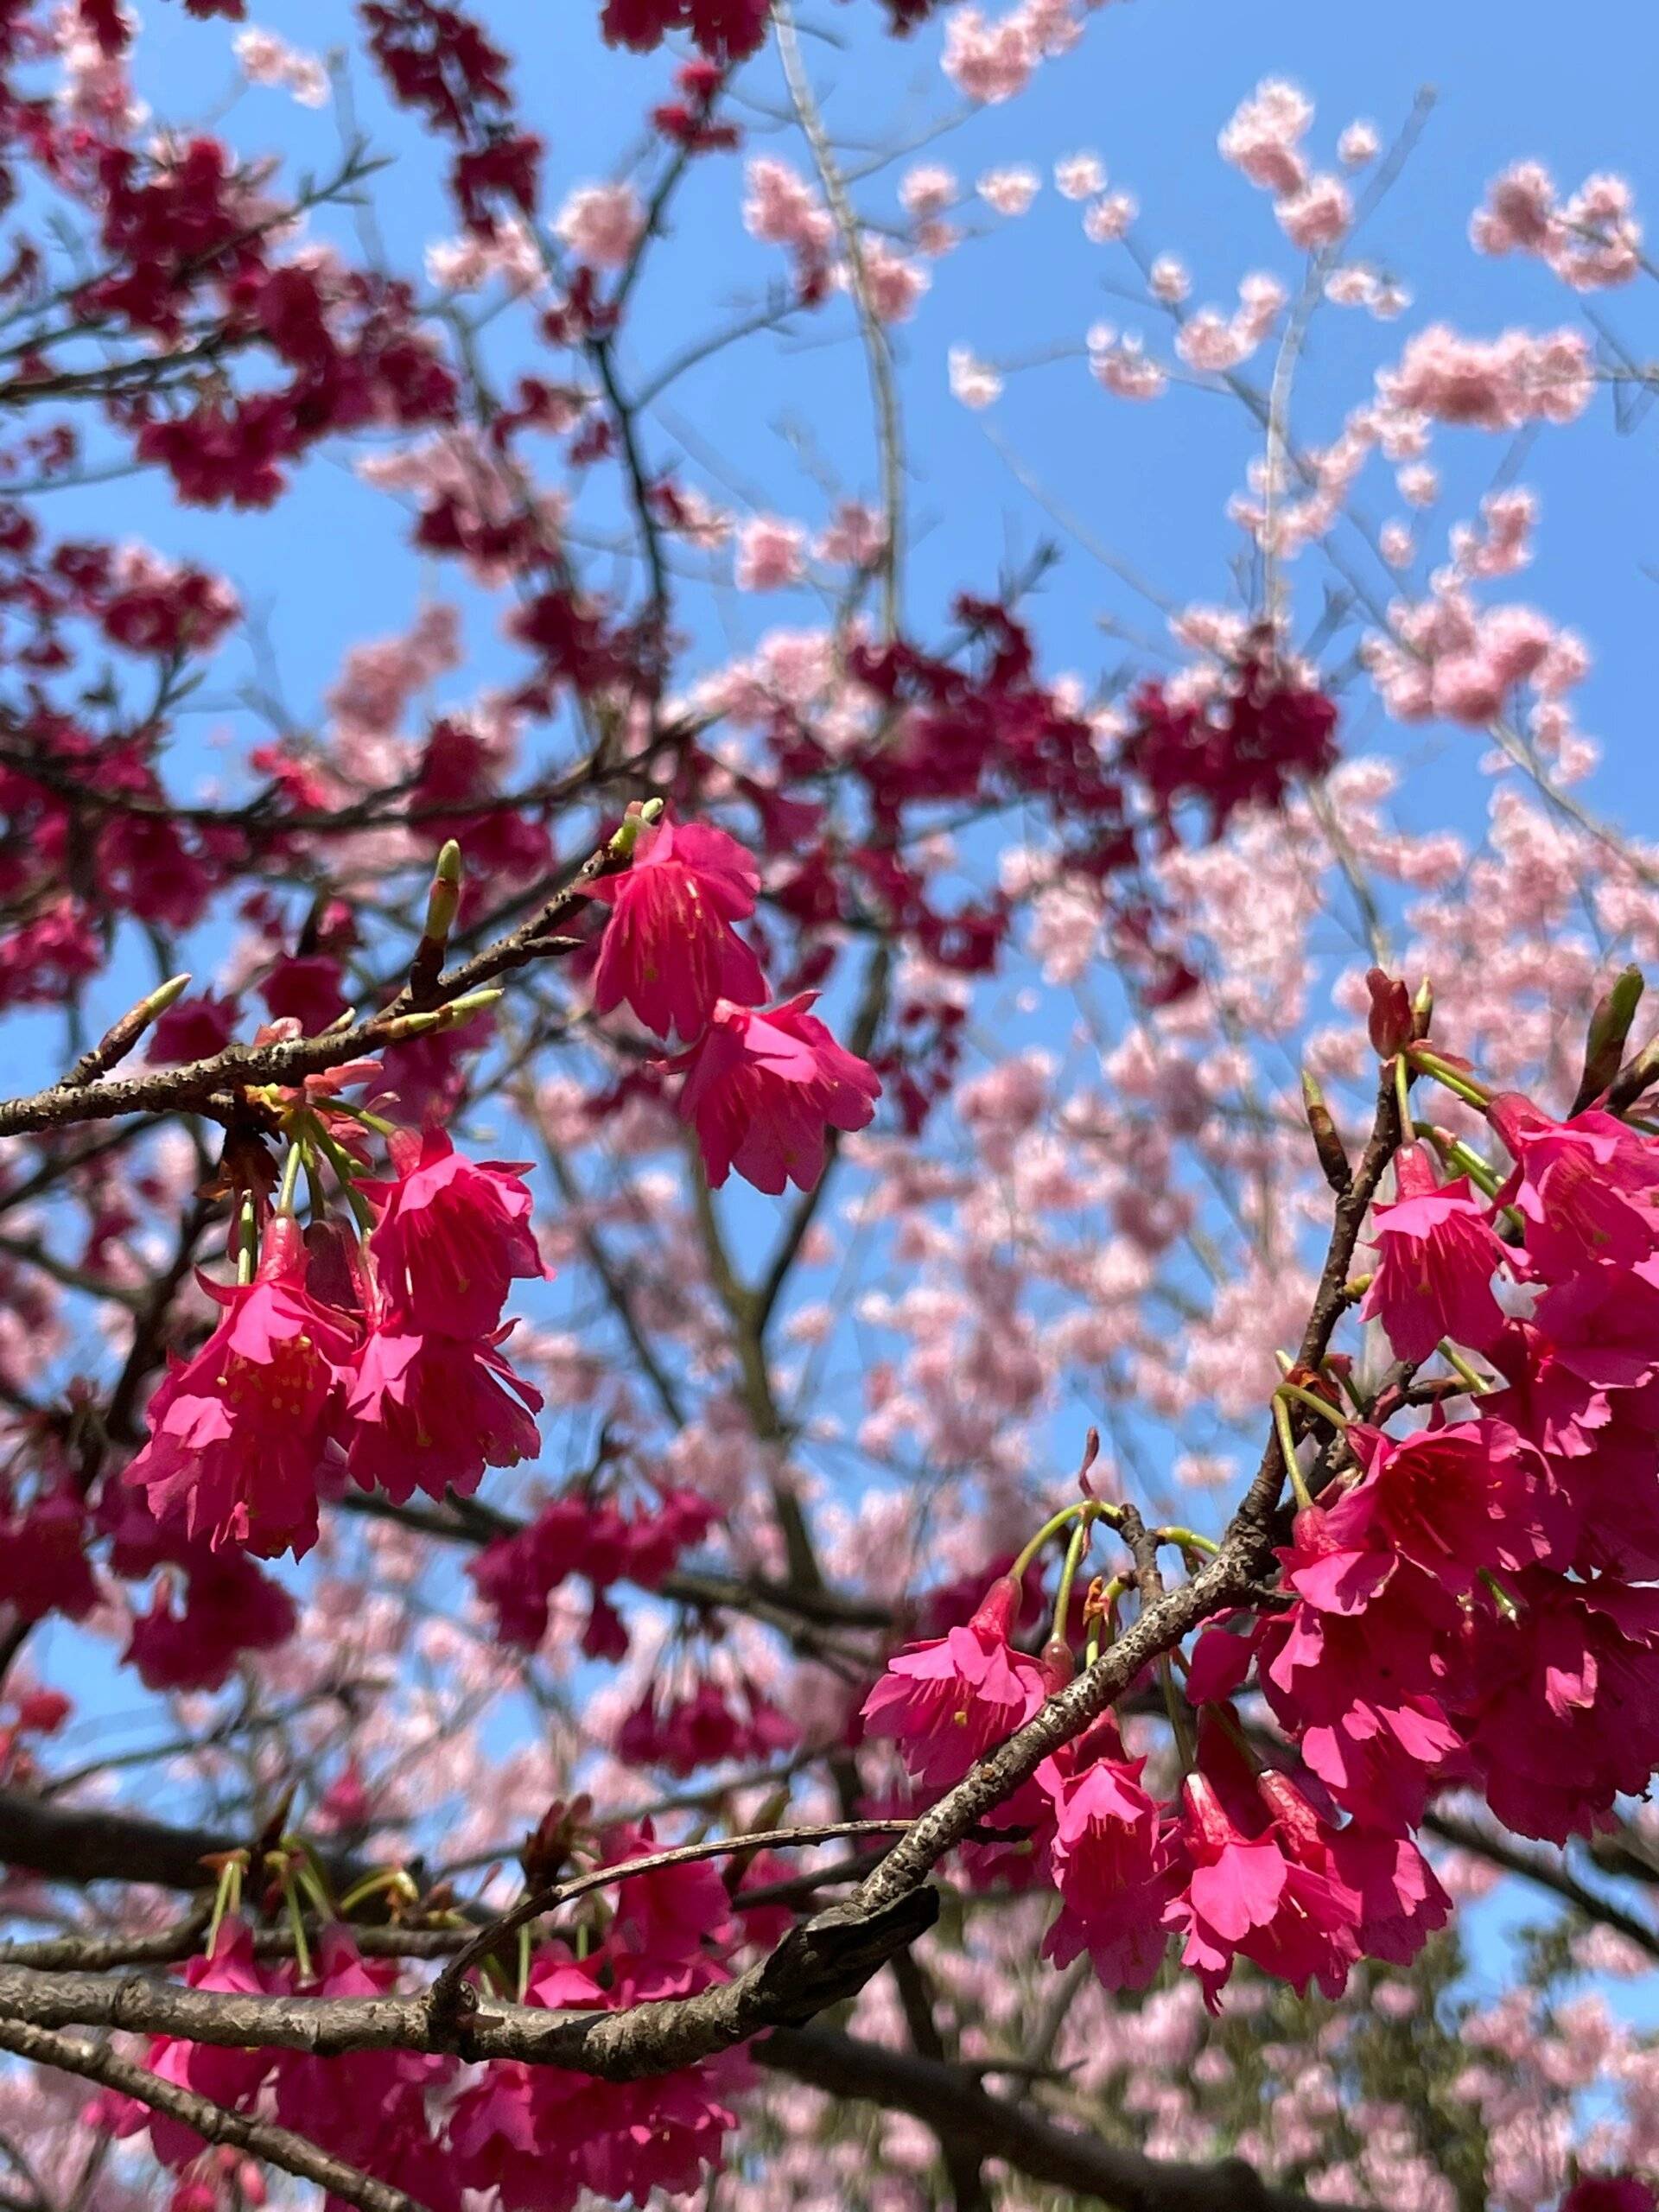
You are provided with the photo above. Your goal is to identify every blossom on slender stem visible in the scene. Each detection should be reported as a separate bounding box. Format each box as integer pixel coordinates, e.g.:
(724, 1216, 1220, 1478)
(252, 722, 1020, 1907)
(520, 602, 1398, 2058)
(861, 1573, 1049, 1787)
(363, 1128, 543, 1339)
(590, 814, 768, 1041)
(123, 1217, 357, 1559)
(346, 1325, 543, 1502)
(1163, 1770, 1362, 2009)
(1359, 1141, 1511, 1360)
(1489, 1092, 1659, 1279)
(674, 993, 881, 1192)
(1037, 1721, 1179, 1989)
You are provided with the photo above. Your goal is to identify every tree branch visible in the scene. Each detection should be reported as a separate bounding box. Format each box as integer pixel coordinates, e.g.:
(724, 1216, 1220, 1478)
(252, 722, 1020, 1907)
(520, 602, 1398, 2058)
(0, 2017, 423, 2212)
(757, 2025, 1354, 2212)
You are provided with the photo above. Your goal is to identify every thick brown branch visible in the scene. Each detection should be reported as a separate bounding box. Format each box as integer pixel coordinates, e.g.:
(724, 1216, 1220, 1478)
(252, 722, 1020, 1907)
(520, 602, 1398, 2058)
(0, 1885, 938, 2079)
(424, 1818, 931, 2027)
(0, 1789, 364, 1897)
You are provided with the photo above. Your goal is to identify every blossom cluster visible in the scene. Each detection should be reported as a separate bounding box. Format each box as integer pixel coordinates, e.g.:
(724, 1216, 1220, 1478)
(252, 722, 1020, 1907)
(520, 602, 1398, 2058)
(124, 1133, 546, 1561)
(591, 811, 882, 1192)
(862, 1046, 1659, 2012)
(105, 1830, 750, 2212)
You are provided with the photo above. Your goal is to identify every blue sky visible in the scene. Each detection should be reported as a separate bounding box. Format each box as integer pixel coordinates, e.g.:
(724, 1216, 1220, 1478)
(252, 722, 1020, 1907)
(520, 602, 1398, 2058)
(45, 0, 1659, 884)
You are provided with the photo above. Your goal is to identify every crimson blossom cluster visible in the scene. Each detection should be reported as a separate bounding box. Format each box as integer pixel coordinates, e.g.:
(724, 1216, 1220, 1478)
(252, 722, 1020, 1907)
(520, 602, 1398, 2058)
(100, 1824, 753, 2212)
(861, 1032, 1659, 2010)
(590, 810, 881, 1192)
(111, 807, 877, 1580)
(599, 0, 938, 61)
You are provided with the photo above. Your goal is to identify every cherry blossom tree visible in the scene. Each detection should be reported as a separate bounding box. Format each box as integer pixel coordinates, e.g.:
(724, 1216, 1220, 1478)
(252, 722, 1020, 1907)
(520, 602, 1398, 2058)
(0, 3, 1657, 2210)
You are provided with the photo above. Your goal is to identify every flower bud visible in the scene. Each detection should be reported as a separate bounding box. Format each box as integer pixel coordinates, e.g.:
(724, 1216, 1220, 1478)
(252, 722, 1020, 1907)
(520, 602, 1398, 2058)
(1572, 962, 1645, 1113)
(1365, 966, 1413, 1058)
(968, 1573, 1022, 1641)
(1301, 1071, 1352, 1195)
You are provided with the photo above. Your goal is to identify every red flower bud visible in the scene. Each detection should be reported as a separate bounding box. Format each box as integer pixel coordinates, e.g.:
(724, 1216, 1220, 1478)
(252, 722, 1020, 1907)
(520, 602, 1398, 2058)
(1365, 966, 1414, 1058)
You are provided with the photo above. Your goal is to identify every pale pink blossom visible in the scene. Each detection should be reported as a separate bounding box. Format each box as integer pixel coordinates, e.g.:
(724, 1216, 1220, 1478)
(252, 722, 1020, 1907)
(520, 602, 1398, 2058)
(554, 181, 645, 269)
(1090, 334, 1166, 401)
(1377, 324, 1594, 430)
(1148, 254, 1190, 303)
(849, 240, 931, 322)
(1338, 119, 1381, 166)
(899, 164, 958, 219)
(1552, 172, 1643, 287)
(949, 345, 1003, 409)
(743, 157, 834, 254)
(1236, 271, 1287, 339)
(1450, 489, 1536, 579)
(1176, 310, 1250, 373)
(1472, 162, 1641, 288)
(1055, 151, 1107, 200)
(816, 503, 887, 566)
(1325, 264, 1375, 308)
(978, 165, 1041, 215)
(1471, 160, 1556, 255)
(234, 25, 330, 105)
(1219, 77, 1313, 196)
(734, 516, 807, 593)
(1277, 173, 1352, 251)
(54, 3, 145, 131)
(1084, 191, 1138, 243)
(427, 219, 543, 295)
(912, 218, 961, 258)
(941, 8, 1036, 102)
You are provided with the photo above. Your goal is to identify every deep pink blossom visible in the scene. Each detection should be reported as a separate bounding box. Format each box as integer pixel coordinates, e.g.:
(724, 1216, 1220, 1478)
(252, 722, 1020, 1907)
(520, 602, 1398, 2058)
(346, 1325, 542, 1502)
(1490, 1092, 1659, 1279)
(123, 1217, 358, 1559)
(615, 1675, 797, 1774)
(1163, 1770, 1361, 2008)
(363, 1128, 543, 1338)
(1225, 1503, 1467, 1824)
(1560, 2181, 1659, 2212)
(126, 1551, 297, 1692)
(260, 953, 348, 1033)
(674, 993, 881, 1192)
(1453, 1570, 1659, 1842)
(1359, 1141, 1510, 1360)
(1343, 1417, 1573, 1594)
(447, 1822, 741, 2211)
(1325, 1822, 1452, 1967)
(147, 989, 240, 1063)
(0, 1488, 97, 1622)
(467, 1487, 715, 1649)
(590, 815, 767, 1041)
(861, 1573, 1049, 1786)
(1038, 1723, 1179, 1989)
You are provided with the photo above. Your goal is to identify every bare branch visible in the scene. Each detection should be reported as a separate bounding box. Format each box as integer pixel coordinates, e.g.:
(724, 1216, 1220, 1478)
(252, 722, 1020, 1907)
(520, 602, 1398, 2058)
(758, 2025, 1356, 2212)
